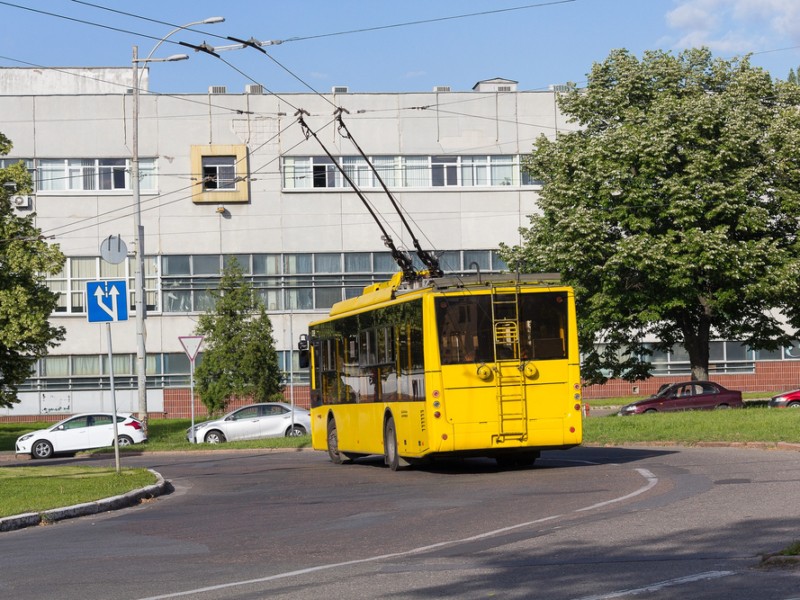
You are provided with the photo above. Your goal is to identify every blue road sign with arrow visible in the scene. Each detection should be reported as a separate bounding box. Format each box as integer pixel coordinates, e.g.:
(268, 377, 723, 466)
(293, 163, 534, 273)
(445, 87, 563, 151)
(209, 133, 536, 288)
(86, 280, 129, 322)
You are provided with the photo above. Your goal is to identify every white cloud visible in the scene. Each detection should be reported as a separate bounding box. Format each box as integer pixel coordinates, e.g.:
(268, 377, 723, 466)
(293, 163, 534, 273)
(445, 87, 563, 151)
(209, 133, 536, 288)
(666, 0, 800, 54)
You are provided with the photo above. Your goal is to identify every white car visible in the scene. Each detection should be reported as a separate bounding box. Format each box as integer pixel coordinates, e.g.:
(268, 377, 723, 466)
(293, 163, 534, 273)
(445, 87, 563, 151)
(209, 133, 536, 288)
(187, 402, 311, 443)
(15, 413, 147, 459)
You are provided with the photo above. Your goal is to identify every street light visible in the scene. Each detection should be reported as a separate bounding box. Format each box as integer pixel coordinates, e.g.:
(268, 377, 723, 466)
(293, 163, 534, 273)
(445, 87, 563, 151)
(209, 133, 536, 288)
(131, 17, 225, 434)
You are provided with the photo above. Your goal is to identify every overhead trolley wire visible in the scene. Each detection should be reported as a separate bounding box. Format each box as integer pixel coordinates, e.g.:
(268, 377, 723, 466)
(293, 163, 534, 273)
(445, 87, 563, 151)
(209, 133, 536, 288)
(335, 109, 443, 278)
(296, 109, 418, 282)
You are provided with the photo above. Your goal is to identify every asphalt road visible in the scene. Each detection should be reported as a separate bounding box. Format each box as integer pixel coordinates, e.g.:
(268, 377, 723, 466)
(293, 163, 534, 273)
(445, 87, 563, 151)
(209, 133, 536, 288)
(1, 446, 799, 600)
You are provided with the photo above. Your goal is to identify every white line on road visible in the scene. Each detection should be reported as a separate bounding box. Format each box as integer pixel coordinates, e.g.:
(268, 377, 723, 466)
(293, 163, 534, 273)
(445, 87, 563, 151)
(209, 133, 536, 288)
(576, 468, 658, 511)
(570, 570, 735, 600)
(138, 468, 659, 600)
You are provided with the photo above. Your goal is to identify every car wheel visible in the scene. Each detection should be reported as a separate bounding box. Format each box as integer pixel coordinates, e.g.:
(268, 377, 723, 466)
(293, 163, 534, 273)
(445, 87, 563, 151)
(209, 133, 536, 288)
(644, 409, 657, 414)
(715, 404, 731, 410)
(788, 402, 800, 409)
(285, 425, 306, 437)
(327, 418, 345, 464)
(384, 415, 409, 471)
(117, 435, 134, 446)
(31, 439, 54, 459)
(204, 430, 226, 444)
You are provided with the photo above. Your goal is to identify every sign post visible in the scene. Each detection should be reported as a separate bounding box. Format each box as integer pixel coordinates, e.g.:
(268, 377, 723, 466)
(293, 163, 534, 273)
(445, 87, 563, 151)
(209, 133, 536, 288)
(87, 279, 129, 473)
(179, 335, 204, 443)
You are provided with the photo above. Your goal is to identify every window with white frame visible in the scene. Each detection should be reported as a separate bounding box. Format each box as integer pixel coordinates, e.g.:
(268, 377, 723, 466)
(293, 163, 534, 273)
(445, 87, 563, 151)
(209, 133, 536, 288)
(282, 155, 534, 189)
(490, 155, 515, 185)
(313, 157, 338, 188)
(342, 156, 372, 188)
(36, 158, 156, 192)
(403, 156, 429, 187)
(431, 156, 458, 186)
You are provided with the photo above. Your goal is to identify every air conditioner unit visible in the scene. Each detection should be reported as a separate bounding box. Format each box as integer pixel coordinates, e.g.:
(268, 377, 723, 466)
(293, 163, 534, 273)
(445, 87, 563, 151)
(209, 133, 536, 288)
(433, 86, 451, 93)
(208, 85, 227, 94)
(11, 195, 33, 210)
(331, 86, 349, 94)
(245, 84, 264, 95)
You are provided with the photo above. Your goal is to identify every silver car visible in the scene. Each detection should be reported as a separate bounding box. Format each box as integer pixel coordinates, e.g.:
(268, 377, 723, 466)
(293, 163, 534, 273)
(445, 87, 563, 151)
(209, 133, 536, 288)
(187, 402, 311, 444)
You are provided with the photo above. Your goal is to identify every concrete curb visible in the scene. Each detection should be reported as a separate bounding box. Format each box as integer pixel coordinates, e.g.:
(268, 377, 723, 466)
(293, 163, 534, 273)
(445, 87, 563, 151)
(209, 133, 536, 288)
(0, 469, 169, 533)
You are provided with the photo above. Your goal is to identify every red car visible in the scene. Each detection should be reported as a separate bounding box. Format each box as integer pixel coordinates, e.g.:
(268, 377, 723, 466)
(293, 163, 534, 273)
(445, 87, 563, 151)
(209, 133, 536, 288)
(618, 381, 743, 415)
(769, 389, 800, 409)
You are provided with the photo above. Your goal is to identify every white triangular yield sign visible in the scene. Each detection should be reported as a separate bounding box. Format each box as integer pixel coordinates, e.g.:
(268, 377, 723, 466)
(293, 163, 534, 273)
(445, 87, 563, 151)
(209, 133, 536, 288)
(179, 335, 204, 362)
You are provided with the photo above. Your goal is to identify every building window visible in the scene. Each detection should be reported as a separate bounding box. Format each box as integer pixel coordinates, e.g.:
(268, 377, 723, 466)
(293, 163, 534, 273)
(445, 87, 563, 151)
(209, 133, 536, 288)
(36, 158, 156, 192)
(99, 159, 128, 190)
(152, 251, 504, 314)
(0, 158, 35, 190)
(403, 156, 429, 187)
(313, 157, 338, 188)
(45, 256, 157, 315)
(282, 155, 533, 190)
(202, 156, 236, 190)
(490, 156, 515, 185)
(461, 156, 488, 186)
(431, 156, 458, 186)
(190, 144, 249, 204)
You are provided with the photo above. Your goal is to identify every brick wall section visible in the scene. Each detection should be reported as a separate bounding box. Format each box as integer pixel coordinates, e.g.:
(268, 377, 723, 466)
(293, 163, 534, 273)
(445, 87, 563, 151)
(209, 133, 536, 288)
(582, 360, 800, 399)
(162, 386, 311, 419)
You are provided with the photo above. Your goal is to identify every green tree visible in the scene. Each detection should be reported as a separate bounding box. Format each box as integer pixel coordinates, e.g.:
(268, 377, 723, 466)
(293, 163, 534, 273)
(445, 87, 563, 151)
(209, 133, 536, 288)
(501, 48, 800, 383)
(0, 132, 65, 407)
(194, 259, 283, 414)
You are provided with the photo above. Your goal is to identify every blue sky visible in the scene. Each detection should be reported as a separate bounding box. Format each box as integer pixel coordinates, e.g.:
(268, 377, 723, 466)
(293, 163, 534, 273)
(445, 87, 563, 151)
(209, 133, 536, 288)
(1, 0, 800, 94)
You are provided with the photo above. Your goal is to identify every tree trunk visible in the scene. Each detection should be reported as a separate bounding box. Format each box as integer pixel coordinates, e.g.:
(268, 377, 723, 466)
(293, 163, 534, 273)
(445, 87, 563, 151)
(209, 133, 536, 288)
(682, 315, 711, 381)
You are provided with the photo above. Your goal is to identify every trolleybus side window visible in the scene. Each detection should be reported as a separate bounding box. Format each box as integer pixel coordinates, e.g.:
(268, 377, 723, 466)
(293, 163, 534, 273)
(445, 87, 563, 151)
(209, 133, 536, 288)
(309, 299, 425, 407)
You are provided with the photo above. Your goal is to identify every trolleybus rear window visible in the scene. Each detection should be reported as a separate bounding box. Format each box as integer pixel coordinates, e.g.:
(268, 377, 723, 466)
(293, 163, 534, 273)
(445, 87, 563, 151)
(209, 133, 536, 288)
(436, 292, 569, 365)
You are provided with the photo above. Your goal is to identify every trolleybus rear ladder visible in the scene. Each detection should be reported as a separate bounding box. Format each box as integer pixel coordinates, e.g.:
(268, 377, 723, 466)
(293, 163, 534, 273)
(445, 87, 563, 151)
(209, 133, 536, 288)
(491, 287, 527, 440)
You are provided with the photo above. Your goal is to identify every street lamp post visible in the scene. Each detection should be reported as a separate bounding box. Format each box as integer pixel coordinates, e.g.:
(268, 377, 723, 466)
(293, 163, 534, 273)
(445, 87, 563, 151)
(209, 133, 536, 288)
(131, 17, 225, 434)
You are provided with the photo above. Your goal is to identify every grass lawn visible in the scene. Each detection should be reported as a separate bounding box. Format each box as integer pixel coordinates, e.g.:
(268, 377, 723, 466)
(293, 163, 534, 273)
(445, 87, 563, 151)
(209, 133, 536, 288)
(585, 405, 800, 446)
(0, 466, 156, 518)
(0, 419, 311, 520)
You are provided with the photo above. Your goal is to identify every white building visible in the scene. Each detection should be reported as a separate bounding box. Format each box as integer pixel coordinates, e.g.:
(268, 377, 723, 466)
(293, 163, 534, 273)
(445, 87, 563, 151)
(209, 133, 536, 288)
(1, 69, 568, 417)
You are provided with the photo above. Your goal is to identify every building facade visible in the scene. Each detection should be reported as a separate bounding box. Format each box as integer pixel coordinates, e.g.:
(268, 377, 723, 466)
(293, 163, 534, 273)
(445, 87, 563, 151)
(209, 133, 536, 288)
(1, 69, 798, 419)
(1, 70, 567, 417)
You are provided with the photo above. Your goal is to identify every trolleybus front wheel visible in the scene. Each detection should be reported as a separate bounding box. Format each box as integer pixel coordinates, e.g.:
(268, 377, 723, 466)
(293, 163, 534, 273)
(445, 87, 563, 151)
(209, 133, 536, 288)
(384, 415, 410, 471)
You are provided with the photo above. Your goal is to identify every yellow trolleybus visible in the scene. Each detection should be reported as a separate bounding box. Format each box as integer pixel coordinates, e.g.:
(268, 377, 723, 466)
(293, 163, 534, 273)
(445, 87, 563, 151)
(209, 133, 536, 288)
(302, 271, 583, 470)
